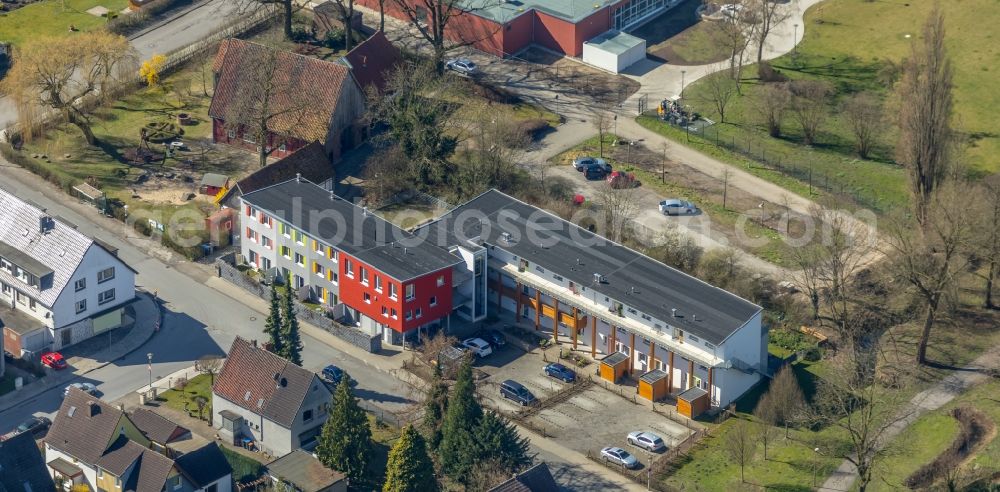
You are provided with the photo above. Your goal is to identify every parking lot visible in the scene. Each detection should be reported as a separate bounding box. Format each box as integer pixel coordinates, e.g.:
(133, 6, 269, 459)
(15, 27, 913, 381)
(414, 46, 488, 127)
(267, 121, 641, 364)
(472, 341, 694, 469)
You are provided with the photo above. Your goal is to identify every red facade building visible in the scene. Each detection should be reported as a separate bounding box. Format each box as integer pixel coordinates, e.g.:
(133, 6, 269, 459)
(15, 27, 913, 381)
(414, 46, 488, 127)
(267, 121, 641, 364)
(354, 0, 666, 57)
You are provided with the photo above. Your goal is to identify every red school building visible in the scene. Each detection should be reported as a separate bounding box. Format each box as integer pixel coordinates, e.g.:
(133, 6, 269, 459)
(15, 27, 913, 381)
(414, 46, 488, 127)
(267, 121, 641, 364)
(359, 0, 672, 57)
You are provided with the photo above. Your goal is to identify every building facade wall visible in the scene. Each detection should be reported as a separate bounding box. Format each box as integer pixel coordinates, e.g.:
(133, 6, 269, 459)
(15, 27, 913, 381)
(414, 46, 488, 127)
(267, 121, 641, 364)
(51, 245, 136, 330)
(212, 394, 294, 457)
(212, 119, 306, 160)
(45, 445, 98, 490)
(502, 12, 535, 55)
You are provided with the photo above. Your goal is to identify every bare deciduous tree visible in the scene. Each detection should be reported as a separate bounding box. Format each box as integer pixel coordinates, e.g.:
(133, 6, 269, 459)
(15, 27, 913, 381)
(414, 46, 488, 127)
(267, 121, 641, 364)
(457, 105, 528, 196)
(768, 363, 807, 437)
(327, 0, 356, 51)
(752, 393, 777, 460)
(811, 205, 877, 342)
(895, 7, 954, 227)
(842, 91, 885, 159)
(236, 0, 295, 41)
(720, 166, 732, 209)
(591, 109, 614, 157)
(748, 0, 790, 63)
(221, 44, 313, 168)
(390, 0, 500, 73)
(812, 345, 915, 492)
(597, 184, 638, 243)
(789, 244, 824, 321)
(466, 459, 514, 492)
(714, 0, 758, 91)
(724, 419, 756, 482)
(5, 32, 137, 145)
(976, 175, 1000, 309)
(884, 183, 980, 364)
(197, 355, 224, 384)
(756, 82, 790, 137)
(788, 80, 832, 146)
(701, 70, 738, 123)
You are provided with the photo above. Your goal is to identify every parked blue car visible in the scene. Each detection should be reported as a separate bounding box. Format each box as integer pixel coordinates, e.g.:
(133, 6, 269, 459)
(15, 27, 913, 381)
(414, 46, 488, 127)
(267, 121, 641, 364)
(322, 365, 345, 385)
(544, 362, 577, 383)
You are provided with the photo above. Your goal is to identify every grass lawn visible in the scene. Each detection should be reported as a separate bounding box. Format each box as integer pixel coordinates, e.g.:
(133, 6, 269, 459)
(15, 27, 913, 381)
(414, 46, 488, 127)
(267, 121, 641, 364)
(665, 0, 1000, 213)
(156, 373, 213, 414)
(221, 446, 267, 483)
(634, 0, 730, 65)
(0, 0, 128, 46)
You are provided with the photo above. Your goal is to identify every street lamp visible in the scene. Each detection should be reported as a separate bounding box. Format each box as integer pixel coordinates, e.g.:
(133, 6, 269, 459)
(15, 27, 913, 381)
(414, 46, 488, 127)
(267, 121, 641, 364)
(147, 353, 153, 391)
(680, 70, 687, 101)
(793, 23, 799, 58)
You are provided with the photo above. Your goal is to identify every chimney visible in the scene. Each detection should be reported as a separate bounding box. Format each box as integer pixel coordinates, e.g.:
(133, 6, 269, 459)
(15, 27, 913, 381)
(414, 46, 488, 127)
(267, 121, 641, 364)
(692, 314, 697, 321)
(252, 339, 258, 348)
(38, 215, 53, 234)
(671, 308, 678, 318)
(295, 173, 302, 182)
(118, 403, 125, 413)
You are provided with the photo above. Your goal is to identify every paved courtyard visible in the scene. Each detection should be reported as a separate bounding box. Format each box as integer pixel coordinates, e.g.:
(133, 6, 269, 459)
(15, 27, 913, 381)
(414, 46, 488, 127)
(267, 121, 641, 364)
(474, 341, 695, 469)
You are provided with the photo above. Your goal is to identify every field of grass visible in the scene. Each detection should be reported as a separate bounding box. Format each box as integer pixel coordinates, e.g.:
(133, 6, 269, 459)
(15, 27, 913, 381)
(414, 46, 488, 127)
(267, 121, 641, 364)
(663, 0, 1000, 213)
(0, 0, 129, 46)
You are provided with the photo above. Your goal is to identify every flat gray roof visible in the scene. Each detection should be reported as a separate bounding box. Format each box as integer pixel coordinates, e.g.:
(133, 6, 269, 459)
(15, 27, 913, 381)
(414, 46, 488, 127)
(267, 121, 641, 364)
(419, 189, 762, 345)
(585, 30, 644, 55)
(241, 178, 462, 281)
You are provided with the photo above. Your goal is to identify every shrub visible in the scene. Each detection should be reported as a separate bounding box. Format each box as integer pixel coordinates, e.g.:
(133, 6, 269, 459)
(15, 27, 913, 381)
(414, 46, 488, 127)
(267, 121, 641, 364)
(516, 118, 549, 142)
(758, 61, 788, 83)
(143, 121, 183, 143)
(770, 328, 814, 353)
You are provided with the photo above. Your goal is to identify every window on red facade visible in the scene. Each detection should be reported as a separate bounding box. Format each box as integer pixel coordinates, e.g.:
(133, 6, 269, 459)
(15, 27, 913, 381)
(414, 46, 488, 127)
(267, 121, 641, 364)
(364, 292, 371, 303)
(430, 296, 437, 307)
(437, 275, 445, 287)
(389, 283, 397, 299)
(405, 284, 415, 300)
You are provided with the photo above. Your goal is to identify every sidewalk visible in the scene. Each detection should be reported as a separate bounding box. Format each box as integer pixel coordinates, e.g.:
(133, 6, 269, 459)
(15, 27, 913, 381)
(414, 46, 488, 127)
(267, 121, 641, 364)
(0, 291, 162, 413)
(821, 344, 1000, 491)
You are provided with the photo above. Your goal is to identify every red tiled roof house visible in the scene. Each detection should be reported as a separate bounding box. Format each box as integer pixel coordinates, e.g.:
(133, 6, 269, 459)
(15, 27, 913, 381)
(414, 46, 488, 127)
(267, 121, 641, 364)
(211, 337, 333, 457)
(209, 39, 366, 163)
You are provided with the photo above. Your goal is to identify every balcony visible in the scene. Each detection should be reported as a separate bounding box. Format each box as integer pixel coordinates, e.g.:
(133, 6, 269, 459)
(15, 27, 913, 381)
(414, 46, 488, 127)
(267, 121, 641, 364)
(491, 259, 722, 367)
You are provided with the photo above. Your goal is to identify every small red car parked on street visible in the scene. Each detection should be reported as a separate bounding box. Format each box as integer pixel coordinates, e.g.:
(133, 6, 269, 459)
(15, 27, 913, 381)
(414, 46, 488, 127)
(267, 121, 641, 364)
(40, 351, 68, 370)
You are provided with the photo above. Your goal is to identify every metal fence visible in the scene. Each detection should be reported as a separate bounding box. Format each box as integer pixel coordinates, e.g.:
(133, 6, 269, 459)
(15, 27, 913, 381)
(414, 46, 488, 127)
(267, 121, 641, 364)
(649, 112, 886, 212)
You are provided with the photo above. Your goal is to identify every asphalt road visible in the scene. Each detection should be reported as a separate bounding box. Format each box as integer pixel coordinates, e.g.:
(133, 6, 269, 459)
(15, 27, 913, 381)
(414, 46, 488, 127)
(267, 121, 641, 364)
(0, 165, 418, 431)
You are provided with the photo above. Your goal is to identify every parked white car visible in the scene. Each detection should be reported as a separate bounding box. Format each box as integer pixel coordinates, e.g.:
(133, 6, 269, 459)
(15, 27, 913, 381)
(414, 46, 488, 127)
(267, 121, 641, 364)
(601, 446, 639, 469)
(462, 337, 493, 358)
(627, 431, 666, 452)
(659, 199, 697, 215)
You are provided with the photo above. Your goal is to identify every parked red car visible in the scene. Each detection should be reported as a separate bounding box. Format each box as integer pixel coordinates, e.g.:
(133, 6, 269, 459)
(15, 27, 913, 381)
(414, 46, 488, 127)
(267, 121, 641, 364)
(607, 171, 639, 189)
(40, 351, 68, 370)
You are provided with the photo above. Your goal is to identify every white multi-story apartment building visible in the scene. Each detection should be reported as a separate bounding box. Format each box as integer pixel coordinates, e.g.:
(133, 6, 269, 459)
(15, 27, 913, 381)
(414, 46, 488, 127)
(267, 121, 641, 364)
(420, 190, 768, 410)
(0, 187, 136, 356)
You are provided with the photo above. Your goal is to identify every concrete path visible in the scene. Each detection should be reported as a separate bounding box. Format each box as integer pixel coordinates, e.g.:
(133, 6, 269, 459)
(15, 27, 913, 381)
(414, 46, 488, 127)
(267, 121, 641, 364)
(821, 346, 1000, 491)
(0, 292, 160, 414)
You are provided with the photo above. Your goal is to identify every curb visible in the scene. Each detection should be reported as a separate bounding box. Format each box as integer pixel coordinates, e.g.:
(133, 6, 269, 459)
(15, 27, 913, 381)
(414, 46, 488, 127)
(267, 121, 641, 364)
(0, 291, 164, 415)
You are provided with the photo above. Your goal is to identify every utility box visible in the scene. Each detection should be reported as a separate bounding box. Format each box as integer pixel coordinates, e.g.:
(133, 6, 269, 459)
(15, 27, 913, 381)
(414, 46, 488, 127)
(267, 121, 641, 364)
(599, 352, 630, 384)
(677, 387, 709, 419)
(638, 369, 668, 401)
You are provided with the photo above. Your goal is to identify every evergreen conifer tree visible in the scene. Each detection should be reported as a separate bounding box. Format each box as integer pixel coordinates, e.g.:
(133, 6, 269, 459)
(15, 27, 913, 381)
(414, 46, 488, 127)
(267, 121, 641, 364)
(279, 275, 303, 365)
(423, 363, 449, 449)
(383, 424, 438, 492)
(316, 378, 372, 483)
(264, 281, 284, 354)
(474, 410, 532, 473)
(438, 360, 482, 480)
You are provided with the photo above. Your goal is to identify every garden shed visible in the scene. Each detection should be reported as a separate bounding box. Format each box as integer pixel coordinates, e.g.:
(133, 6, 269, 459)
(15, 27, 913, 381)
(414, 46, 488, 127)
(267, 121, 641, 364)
(676, 387, 709, 419)
(638, 369, 669, 401)
(199, 173, 230, 196)
(599, 352, 630, 383)
(582, 30, 646, 74)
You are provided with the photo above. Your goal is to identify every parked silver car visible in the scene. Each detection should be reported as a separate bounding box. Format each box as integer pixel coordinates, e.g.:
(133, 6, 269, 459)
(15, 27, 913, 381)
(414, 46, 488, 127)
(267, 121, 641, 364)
(627, 431, 666, 452)
(601, 446, 639, 469)
(64, 382, 98, 398)
(658, 199, 696, 215)
(445, 58, 478, 75)
(572, 156, 610, 172)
